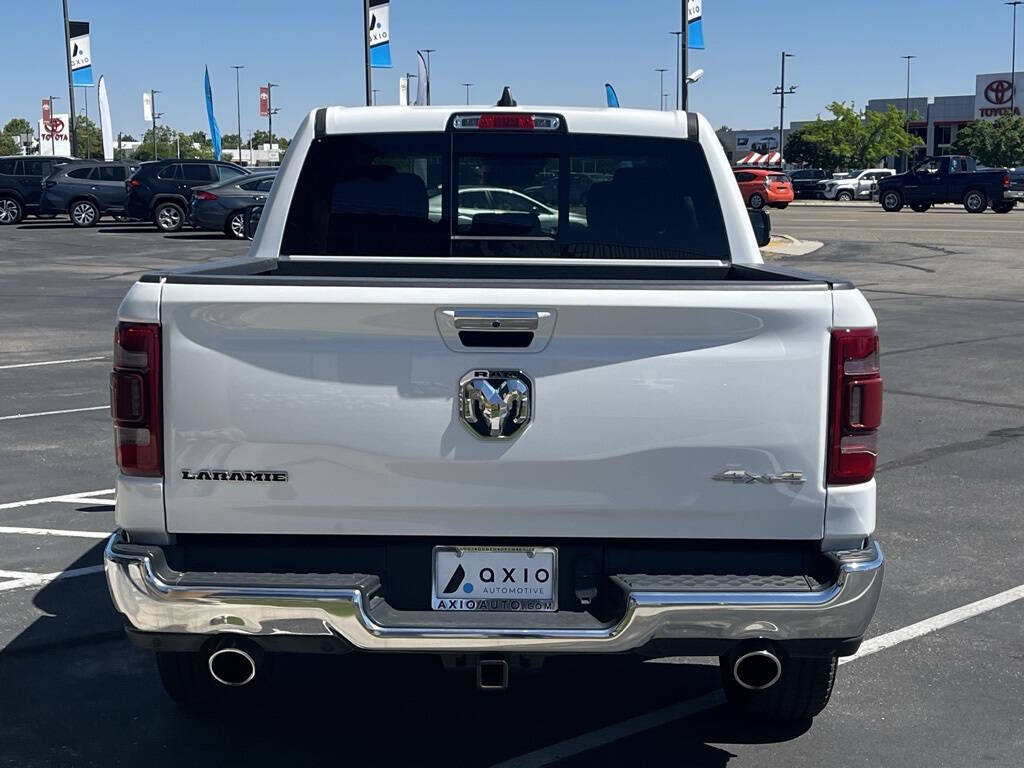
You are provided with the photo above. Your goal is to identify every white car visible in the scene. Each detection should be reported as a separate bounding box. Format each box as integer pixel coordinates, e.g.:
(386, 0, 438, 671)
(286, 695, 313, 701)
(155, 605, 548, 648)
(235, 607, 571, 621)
(104, 102, 883, 723)
(821, 168, 895, 201)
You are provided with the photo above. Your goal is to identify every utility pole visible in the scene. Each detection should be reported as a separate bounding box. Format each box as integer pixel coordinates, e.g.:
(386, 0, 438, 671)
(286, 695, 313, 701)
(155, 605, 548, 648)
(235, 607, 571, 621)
(150, 89, 162, 161)
(655, 69, 668, 111)
(681, 1, 689, 110)
(372, 88, 379, 106)
(363, 0, 372, 106)
(81, 86, 89, 159)
(901, 55, 916, 172)
(61, 0, 78, 154)
(670, 31, 682, 109)
(266, 83, 280, 153)
(232, 65, 244, 165)
(461, 82, 473, 104)
(421, 49, 436, 105)
(773, 52, 797, 162)
(1009, 2, 1022, 115)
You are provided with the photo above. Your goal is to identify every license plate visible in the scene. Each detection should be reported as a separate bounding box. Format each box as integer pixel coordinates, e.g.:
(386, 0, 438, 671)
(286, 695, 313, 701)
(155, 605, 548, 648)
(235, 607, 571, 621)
(431, 546, 557, 611)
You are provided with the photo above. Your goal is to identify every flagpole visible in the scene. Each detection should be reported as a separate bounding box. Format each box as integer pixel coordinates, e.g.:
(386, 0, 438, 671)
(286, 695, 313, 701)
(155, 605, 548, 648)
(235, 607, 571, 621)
(681, 1, 689, 111)
(62, 0, 78, 154)
(363, 0, 372, 106)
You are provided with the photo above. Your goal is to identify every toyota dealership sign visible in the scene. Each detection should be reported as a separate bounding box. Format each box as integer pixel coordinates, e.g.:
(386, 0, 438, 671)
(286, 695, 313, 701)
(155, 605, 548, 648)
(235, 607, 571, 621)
(38, 114, 72, 156)
(975, 72, 1023, 119)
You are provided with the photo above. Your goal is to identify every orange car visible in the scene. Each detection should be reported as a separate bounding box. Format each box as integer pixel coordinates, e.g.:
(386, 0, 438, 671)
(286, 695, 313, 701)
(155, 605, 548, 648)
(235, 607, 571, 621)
(733, 168, 794, 209)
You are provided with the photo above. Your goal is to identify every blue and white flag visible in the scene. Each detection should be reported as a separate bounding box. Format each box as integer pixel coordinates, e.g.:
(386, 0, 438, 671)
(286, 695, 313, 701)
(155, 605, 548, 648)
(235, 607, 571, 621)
(688, 0, 705, 50)
(69, 21, 94, 86)
(204, 67, 222, 161)
(605, 84, 620, 108)
(369, 0, 392, 68)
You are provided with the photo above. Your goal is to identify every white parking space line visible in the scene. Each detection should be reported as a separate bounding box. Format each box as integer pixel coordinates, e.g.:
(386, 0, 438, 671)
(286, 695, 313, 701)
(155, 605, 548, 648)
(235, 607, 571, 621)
(0, 489, 114, 511)
(0, 355, 108, 370)
(0, 405, 108, 421)
(0, 565, 105, 592)
(0, 526, 111, 539)
(840, 582, 1024, 665)
(497, 581, 1024, 767)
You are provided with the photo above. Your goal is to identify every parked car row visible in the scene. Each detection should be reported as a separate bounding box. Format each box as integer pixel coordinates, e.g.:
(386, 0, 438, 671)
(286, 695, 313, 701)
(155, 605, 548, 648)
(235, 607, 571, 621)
(0, 156, 277, 238)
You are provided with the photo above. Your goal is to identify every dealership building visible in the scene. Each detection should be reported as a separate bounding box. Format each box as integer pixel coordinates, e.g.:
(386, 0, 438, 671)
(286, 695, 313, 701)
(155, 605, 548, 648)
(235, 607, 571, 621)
(717, 71, 1023, 168)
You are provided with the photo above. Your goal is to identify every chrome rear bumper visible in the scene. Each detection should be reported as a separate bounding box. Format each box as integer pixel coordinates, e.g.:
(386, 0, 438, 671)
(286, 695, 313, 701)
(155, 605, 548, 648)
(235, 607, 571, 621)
(104, 532, 883, 654)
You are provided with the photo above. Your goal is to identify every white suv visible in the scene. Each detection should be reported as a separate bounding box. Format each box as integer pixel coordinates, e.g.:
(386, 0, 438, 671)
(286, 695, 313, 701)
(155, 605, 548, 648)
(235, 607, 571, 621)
(821, 169, 894, 201)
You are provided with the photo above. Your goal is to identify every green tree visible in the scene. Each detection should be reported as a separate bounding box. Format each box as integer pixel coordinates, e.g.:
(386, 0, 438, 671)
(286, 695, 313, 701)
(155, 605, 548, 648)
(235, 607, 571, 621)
(249, 130, 289, 150)
(951, 115, 1024, 167)
(0, 133, 19, 155)
(73, 115, 104, 158)
(783, 102, 923, 171)
(3, 118, 32, 137)
(221, 133, 241, 149)
(131, 126, 212, 161)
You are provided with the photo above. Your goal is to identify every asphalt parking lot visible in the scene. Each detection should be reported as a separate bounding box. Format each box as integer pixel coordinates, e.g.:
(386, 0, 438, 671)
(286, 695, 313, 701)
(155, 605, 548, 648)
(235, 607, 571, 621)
(1, 205, 1022, 767)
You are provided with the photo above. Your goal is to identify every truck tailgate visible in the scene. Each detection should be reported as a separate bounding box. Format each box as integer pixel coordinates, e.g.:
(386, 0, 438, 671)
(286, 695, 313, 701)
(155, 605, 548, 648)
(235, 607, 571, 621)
(161, 283, 833, 539)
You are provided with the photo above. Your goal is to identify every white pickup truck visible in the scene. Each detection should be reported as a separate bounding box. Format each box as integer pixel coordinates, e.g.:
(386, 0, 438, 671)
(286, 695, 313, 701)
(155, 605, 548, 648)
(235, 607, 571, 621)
(105, 100, 884, 722)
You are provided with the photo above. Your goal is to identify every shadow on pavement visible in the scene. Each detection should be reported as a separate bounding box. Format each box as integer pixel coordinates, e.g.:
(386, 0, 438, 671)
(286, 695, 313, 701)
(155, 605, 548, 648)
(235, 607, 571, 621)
(0, 545, 808, 767)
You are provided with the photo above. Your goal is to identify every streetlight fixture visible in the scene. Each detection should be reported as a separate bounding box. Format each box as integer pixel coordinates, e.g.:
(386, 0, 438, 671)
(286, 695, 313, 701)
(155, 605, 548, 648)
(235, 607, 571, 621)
(420, 49, 436, 105)
(149, 89, 162, 161)
(46, 96, 59, 156)
(231, 65, 244, 164)
(266, 83, 280, 151)
(773, 52, 797, 162)
(655, 68, 668, 111)
(1008, 2, 1022, 115)
(901, 55, 917, 172)
(670, 31, 682, 109)
(461, 82, 473, 104)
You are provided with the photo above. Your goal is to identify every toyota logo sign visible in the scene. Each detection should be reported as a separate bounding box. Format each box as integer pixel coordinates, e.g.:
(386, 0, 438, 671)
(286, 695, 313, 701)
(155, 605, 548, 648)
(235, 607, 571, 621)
(43, 118, 65, 136)
(985, 80, 1014, 105)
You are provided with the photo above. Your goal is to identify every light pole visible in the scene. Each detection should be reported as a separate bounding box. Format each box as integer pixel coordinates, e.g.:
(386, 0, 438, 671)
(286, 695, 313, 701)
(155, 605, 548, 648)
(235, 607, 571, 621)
(773, 52, 797, 162)
(47, 96, 59, 156)
(1009, 2, 1022, 115)
(901, 55, 916, 172)
(61, 0, 78, 154)
(656, 68, 668, 111)
(420, 49, 436, 105)
(362, 0, 372, 106)
(670, 31, 682, 109)
(372, 88, 379, 105)
(266, 82, 279, 151)
(461, 82, 473, 104)
(231, 65, 244, 164)
(680, 1, 689, 110)
(150, 89, 162, 161)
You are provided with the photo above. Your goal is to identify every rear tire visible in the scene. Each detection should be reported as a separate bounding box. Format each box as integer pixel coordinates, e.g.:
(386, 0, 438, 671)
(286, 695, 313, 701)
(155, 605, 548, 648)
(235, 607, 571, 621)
(963, 190, 987, 213)
(720, 651, 838, 722)
(880, 190, 903, 212)
(155, 650, 269, 711)
(69, 199, 100, 227)
(992, 201, 1015, 214)
(748, 193, 765, 210)
(910, 202, 931, 213)
(0, 196, 23, 225)
(836, 190, 854, 202)
(154, 201, 185, 232)
(225, 211, 247, 239)
(773, 202, 789, 209)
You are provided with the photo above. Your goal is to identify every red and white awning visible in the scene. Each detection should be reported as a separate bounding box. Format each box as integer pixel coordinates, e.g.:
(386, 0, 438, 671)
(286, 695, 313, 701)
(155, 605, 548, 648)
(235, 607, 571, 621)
(735, 151, 782, 166)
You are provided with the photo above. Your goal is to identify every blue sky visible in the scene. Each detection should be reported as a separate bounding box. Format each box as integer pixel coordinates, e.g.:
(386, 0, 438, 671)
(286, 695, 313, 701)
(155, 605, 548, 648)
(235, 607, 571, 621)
(4, 1, 1022, 141)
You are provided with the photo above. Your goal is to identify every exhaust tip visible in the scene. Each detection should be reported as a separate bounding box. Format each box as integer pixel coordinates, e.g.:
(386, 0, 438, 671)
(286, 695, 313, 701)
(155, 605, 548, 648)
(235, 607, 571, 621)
(732, 649, 782, 691)
(208, 647, 257, 687)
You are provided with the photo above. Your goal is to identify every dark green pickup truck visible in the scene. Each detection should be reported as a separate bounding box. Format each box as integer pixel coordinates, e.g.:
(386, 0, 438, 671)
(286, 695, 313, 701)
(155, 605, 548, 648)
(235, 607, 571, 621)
(875, 155, 1021, 214)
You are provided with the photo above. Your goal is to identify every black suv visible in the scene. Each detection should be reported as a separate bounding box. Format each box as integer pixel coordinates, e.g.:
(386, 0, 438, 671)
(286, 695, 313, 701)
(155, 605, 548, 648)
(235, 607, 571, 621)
(124, 159, 249, 231)
(0, 155, 74, 224)
(788, 168, 827, 199)
(40, 160, 141, 227)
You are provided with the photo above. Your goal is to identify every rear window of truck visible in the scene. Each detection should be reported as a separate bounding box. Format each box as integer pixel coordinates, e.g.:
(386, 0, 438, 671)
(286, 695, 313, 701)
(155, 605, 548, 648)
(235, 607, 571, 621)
(281, 131, 730, 260)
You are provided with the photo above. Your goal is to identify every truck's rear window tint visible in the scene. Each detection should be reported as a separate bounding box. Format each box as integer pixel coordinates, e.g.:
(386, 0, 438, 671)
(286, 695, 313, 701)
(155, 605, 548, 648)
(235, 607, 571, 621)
(282, 131, 729, 261)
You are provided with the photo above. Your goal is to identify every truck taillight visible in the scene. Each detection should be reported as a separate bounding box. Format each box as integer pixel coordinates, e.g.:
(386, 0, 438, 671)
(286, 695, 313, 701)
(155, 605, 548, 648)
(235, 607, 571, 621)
(828, 328, 882, 485)
(110, 323, 162, 476)
(1004, 174, 1011, 188)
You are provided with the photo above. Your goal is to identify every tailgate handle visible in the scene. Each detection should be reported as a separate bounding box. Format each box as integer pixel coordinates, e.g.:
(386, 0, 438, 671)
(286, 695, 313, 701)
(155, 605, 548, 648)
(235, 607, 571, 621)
(447, 310, 544, 331)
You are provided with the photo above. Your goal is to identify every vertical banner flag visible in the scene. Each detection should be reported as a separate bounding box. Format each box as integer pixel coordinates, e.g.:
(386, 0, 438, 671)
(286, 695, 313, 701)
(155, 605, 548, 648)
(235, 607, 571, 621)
(39, 114, 72, 156)
(143, 91, 153, 121)
(98, 76, 114, 161)
(259, 86, 270, 117)
(415, 51, 427, 106)
(399, 76, 409, 106)
(69, 21, 94, 86)
(42, 98, 52, 123)
(204, 67, 222, 160)
(368, 0, 392, 68)
(688, 0, 705, 50)
(605, 84, 621, 108)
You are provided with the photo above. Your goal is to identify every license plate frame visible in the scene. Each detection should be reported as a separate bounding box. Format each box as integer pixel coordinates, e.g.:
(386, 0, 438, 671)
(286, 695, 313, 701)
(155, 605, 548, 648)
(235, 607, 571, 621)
(431, 545, 558, 612)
